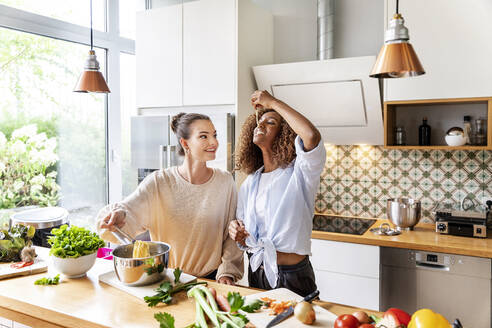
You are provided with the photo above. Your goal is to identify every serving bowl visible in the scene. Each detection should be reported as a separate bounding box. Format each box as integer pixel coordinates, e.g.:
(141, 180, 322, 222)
(51, 252, 97, 278)
(112, 241, 170, 286)
(386, 198, 421, 231)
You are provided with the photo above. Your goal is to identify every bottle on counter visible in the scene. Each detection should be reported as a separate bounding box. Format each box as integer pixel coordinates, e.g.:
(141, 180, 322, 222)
(395, 126, 406, 146)
(418, 117, 431, 146)
(463, 115, 472, 145)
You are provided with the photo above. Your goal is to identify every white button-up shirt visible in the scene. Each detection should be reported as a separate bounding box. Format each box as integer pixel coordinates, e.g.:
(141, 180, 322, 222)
(237, 136, 326, 287)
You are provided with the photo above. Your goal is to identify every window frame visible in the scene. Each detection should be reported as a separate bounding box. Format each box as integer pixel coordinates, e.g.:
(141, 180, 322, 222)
(0, 0, 137, 204)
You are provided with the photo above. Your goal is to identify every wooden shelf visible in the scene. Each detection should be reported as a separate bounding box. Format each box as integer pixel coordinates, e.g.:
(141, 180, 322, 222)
(384, 97, 492, 150)
(384, 145, 490, 150)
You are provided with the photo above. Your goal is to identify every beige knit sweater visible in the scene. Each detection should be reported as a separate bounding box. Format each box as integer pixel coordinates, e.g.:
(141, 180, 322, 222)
(96, 167, 243, 281)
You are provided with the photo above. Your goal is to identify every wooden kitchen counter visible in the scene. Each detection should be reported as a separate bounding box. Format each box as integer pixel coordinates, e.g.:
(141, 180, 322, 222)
(312, 217, 492, 258)
(0, 249, 380, 328)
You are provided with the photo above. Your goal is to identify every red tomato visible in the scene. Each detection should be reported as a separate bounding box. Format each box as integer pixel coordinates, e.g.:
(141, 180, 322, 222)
(385, 307, 411, 326)
(334, 314, 360, 328)
(358, 324, 375, 328)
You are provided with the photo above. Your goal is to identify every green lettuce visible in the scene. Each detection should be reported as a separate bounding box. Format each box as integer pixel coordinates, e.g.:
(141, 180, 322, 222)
(48, 225, 105, 258)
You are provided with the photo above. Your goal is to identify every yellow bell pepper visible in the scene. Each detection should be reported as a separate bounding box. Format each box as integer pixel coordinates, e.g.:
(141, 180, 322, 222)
(408, 309, 450, 328)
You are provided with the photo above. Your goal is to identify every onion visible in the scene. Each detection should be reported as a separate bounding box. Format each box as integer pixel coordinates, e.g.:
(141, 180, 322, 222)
(294, 301, 316, 325)
(353, 311, 371, 324)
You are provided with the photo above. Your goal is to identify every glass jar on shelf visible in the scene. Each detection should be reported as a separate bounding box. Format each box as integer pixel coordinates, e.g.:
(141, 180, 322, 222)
(473, 118, 487, 145)
(395, 126, 406, 146)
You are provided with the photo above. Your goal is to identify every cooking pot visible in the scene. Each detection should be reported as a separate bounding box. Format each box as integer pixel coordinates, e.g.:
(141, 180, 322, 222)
(111, 228, 170, 286)
(10, 207, 69, 247)
(386, 198, 421, 231)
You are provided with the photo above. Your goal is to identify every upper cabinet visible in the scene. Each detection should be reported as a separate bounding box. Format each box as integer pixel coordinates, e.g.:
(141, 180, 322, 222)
(136, 0, 236, 109)
(136, 5, 183, 108)
(384, 0, 492, 101)
(183, 0, 235, 106)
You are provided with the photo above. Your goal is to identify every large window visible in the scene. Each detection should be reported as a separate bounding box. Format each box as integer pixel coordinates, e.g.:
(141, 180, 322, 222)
(0, 1, 138, 229)
(0, 0, 106, 31)
(0, 28, 107, 228)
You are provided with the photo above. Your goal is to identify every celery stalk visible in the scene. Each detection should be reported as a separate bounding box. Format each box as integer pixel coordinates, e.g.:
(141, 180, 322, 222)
(188, 285, 247, 328)
(194, 299, 207, 328)
(188, 286, 220, 327)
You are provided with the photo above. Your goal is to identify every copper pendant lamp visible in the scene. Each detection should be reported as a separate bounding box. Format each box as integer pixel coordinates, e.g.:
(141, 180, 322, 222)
(370, 0, 425, 78)
(74, 0, 110, 93)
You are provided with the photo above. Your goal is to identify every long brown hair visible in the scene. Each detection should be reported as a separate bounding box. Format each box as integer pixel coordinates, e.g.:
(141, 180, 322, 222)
(235, 108, 297, 174)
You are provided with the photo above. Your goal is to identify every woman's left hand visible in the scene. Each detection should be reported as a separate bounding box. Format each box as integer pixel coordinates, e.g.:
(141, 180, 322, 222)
(218, 276, 235, 285)
(251, 90, 276, 110)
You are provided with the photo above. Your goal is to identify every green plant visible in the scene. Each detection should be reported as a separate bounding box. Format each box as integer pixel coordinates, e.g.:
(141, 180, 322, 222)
(48, 224, 105, 258)
(0, 124, 60, 209)
(144, 268, 207, 307)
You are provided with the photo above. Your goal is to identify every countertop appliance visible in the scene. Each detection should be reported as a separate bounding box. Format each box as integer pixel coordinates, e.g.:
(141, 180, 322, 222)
(434, 202, 489, 238)
(381, 247, 491, 328)
(10, 207, 69, 247)
(253, 56, 383, 145)
(131, 113, 234, 184)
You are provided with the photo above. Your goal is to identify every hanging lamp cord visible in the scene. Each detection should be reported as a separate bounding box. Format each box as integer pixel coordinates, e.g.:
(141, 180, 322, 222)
(90, 0, 93, 50)
(396, 0, 399, 14)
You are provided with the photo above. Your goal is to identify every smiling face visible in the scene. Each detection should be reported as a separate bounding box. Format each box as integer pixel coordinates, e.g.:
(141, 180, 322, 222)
(253, 111, 282, 150)
(181, 119, 218, 162)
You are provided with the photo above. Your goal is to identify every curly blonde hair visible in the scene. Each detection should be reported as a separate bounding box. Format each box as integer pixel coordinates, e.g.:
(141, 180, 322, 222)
(235, 108, 297, 174)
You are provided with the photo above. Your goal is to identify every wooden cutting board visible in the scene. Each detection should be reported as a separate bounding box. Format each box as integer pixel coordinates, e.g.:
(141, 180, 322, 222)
(0, 258, 48, 280)
(99, 268, 196, 301)
(243, 288, 338, 328)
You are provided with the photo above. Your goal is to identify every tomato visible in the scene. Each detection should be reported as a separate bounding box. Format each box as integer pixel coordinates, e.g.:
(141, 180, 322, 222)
(334, 314, 360, 328)
(359, 324, 375, 328)
(385, 308, 411, 326)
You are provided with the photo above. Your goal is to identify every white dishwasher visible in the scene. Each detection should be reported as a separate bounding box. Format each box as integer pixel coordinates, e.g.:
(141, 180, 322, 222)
(380, 247, 491, 328)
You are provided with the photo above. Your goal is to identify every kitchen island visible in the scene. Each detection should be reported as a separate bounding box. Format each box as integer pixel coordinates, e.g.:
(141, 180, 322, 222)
(312, 217, 492, 259)
(0, 249, 380, 328)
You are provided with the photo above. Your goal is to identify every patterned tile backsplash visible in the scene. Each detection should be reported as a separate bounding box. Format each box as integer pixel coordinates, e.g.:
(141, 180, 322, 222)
(315, 146, 492, 223)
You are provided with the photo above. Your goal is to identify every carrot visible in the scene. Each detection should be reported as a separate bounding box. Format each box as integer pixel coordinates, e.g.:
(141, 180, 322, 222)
(216, 294, 231, 312)
(208, 287, 217, 300)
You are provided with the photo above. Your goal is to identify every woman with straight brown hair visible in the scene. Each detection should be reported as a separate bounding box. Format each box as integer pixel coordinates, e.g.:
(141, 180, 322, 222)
(96, 113, 243, 284)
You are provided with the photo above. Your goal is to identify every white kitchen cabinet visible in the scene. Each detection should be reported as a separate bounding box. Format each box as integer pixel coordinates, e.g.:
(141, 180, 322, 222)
(136, 0, 235, 108)
(183, 0, 235, 105)
(311, 239, 380, 311)
(384, 0, 492, 101)
(136, 5, 183, 108)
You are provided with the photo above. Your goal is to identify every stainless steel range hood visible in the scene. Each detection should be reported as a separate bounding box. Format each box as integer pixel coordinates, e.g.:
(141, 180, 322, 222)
(253, 55, 383, 145)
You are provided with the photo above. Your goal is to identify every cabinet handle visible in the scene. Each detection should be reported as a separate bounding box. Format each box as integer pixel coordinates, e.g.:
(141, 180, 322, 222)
(168, 145, 176, 167)
(159, 145, 168, 169)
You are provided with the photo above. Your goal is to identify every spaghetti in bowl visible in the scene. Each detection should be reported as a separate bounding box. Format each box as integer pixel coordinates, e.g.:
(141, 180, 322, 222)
(112, 241, 171, 286)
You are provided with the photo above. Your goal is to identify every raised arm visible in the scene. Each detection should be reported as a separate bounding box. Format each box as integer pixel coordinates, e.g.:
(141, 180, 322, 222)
(251, 90, 321, 151)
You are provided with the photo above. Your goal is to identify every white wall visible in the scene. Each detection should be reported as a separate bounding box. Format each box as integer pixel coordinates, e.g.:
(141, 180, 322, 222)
(253, 0, 383, 63)
(333, 0, 383, 58)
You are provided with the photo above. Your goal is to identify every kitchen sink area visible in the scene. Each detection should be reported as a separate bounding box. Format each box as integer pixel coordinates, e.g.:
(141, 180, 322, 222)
(313, 215, 376, 235)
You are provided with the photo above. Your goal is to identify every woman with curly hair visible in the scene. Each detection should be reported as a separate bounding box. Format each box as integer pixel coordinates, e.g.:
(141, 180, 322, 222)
(229, 90, 326, 296)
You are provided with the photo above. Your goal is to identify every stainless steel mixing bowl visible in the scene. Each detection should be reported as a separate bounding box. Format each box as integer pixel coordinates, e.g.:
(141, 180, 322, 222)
(386, 198, 421, 230)
(112, 241, 171, 286)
